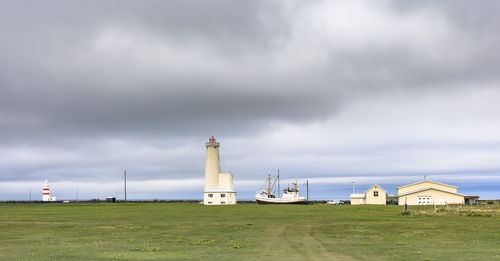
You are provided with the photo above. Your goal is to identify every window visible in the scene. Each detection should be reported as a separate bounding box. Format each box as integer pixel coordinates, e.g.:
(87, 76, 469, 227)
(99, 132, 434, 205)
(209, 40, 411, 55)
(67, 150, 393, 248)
(208, 194, 213, 198)
(373, 191, 378, 197)
(208, 202, 212, 204)
(417, 196, 432, 205)
(221, 194, 226, 198)
(221, 201, 226, 204)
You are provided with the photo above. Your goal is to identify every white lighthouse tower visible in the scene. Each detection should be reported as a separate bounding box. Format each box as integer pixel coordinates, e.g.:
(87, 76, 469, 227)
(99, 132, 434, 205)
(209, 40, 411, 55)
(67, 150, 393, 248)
(203, 136, 236, 205)
(42, 180, 56, 202)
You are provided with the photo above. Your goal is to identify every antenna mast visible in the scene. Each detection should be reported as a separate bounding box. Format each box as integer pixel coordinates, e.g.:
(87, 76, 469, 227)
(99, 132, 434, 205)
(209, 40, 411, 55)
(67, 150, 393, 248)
(124, 169, 127, 202)
(277, 169, 280, 198)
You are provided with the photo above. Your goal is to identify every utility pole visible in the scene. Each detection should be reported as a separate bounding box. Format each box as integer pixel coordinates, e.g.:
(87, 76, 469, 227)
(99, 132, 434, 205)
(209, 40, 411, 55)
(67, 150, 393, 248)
(29, 185, 31, 202)
(306, 179, 309, 201)
(351, 181, 355, 194)
(124, 169, 127, 203)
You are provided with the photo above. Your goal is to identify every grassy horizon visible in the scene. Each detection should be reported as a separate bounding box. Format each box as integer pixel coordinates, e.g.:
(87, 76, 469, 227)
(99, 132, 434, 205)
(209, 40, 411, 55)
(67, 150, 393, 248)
(0, 203, 499, 260)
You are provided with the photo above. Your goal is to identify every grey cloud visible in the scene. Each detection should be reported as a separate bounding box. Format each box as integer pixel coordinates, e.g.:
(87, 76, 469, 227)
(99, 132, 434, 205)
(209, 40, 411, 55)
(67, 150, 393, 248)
(0, 0, 499, 194)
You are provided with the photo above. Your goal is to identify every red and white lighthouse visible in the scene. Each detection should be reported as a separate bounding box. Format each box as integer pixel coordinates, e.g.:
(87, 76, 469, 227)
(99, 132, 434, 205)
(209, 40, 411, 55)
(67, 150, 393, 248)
(42, 180, 56, 202)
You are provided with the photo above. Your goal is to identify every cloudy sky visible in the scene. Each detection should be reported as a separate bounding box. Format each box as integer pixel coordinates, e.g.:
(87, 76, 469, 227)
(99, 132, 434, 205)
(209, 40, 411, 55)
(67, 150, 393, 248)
(1, 0, 499, 200)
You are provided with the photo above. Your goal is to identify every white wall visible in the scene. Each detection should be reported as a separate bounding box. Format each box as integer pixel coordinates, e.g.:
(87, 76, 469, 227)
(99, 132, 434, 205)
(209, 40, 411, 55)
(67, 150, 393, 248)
(204, 142, 220, 191)
(204, 192, 236, 205)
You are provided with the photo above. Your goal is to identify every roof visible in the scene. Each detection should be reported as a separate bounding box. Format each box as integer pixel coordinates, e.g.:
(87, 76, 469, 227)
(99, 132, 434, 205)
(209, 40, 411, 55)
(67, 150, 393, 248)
(365, 184, 387, 193)
(398, 187, 464, 197)
(464, 196, 480, 199)
(397, 180, 458, 190)
(350, 193, 365, 199)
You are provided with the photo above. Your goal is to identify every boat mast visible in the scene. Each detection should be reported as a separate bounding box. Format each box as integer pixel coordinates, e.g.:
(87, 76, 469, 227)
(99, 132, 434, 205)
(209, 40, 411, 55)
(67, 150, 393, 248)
(295, 177, 298, 198)
(267, 170, 271, 195)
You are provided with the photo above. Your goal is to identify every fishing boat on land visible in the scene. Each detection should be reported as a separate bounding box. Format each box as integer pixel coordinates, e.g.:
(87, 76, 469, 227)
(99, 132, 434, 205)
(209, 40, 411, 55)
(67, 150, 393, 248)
(255, 171, 307, 204)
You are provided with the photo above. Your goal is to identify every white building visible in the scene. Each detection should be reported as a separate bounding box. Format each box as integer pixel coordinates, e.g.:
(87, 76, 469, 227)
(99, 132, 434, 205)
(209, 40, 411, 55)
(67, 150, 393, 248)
(42, 180, 56, 202)
(397, 180, 464, 206)
(350, 180, 465, 206)
(203, 136, 237, 205)
(350, 184, 388, 205)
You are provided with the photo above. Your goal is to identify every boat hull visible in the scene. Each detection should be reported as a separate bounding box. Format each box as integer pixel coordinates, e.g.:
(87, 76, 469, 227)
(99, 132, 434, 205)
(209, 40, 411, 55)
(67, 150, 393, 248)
(256, 197, 307, 204)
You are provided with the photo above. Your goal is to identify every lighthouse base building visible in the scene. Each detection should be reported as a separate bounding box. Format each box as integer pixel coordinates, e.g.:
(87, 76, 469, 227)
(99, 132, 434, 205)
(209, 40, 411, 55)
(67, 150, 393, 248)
(203, 137, 236, 205)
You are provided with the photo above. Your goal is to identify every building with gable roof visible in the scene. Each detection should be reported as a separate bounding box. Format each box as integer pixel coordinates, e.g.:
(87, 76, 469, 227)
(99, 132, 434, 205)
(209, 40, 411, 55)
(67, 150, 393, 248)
(350, 180, 466, 205)
(397, 180, 464, 205)
(350, 184, 388, 205)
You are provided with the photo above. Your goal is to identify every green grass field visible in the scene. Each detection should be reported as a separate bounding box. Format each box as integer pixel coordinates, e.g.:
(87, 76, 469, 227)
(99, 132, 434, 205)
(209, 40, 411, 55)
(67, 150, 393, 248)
(0, 203, 499, 260)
